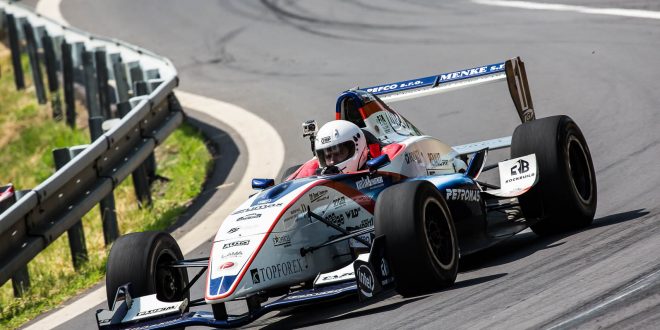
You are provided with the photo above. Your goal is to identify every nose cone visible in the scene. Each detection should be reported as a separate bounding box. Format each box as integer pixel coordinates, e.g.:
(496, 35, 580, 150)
(206, 237, 263, 300)
(206, 179, 316, 302)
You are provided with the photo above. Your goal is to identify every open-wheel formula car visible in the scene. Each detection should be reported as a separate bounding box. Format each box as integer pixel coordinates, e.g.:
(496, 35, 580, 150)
(96, 57, 597, 329)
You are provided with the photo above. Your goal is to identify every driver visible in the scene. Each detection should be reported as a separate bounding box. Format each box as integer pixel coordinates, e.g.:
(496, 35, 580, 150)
(315, 120, 368, 174)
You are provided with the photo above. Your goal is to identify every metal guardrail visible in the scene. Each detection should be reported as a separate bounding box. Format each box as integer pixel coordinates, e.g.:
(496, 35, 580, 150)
(0, 2, 184, 294)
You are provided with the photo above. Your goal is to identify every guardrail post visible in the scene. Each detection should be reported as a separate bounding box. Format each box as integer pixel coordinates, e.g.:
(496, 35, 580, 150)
(6, 14, 25, 90)
(0, 8, 5, 36)
(127, 85, 153, 207)
(133, 82, 159, 186)
(89, 119, 120, 244)
(82, 49, 101, 118)
(22, 22, 47, 104)
(99, 191, 119, 245)
(113, 61, 130, 103)
(128, 62, 143, 88)
(132, 165, 152, 208)
(61, 41, 76, 128)
(95, 49, 111, 119)
(52, 148, 88, 270)
(0, 185, 31, 297)
(42, 31, 62, 120)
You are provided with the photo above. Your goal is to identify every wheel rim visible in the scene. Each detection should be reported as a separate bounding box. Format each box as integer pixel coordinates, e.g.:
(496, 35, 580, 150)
(567, 136, 593, 203)
(422, 198, 455, 270)
(155, 252, 184, 301)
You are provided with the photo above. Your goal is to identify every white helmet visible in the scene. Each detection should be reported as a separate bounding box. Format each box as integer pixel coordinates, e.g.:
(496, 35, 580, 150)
(315, 120, 368, 173)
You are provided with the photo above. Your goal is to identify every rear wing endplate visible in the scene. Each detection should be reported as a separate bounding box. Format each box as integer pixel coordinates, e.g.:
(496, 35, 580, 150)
(362, 57, 535, 123)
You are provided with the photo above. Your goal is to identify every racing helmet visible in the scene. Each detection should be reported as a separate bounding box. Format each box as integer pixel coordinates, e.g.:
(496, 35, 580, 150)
(315, 120, 368, 173)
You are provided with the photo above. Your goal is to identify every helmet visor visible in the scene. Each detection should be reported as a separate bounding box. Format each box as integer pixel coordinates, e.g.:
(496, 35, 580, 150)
(318, 141, 355, 168)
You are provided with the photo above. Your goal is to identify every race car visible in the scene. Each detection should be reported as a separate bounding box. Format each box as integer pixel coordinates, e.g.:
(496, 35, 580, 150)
(96, 57, 597, 329)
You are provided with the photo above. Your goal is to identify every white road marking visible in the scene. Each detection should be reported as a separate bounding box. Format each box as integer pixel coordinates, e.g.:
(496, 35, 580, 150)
(472, 0, 660, 20)
(23, 1, 285, 329)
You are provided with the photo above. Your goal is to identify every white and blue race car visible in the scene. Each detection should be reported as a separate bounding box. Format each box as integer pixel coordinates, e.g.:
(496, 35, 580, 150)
(96, 57, 597, 329)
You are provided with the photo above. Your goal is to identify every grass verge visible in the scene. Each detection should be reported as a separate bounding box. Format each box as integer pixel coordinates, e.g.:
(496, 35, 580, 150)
(0, 45, 212, 328)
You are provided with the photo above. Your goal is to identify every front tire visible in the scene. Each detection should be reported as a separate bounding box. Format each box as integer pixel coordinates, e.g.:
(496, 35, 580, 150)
(105, 231, 189, 308)
(511, 115, 597, 235)
(375, 181, 459, 296)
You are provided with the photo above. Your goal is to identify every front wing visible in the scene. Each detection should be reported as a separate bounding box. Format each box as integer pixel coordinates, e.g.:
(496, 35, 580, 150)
(97, 282, 357, 330)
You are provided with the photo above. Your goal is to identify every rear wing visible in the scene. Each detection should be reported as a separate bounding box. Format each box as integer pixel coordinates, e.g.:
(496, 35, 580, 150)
(362, 57, 535, 123)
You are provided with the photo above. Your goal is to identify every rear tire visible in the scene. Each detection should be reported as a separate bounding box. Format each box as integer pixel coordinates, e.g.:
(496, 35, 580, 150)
(375, 181, 459, 296)
(511, 115, 597, 235)
(106, 231, 189, 308)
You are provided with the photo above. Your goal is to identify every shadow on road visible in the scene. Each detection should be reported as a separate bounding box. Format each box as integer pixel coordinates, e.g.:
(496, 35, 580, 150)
(256, 209, 649, 329)
(257, 272, 508, 329)
(459, 208, 650, 272)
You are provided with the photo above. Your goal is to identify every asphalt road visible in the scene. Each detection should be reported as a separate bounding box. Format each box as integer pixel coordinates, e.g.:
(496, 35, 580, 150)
(26, 0, 660, 328)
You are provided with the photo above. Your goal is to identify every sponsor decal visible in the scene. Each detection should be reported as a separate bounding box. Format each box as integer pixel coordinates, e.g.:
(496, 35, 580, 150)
(437, 64, 504, 82)
(227, 227, 239, 234)
(386, 112, 405, 130)
(379, 258, 393, 285)
(353, 233, 373, 246)
(309, 190, 329, 203)
(288, 203, 308, 217)
(217, 262, 234, 271)
(236, 213, 261, 221)
(364, 64, 504, 96)
(446, 188, 480, 202)
(332, 196, 346, 209)
(324, 213, 345, 227)
(250, 258, 306, 284)
(223, 240, 249, 249)
(380, 258, 390, 277)
(232, 203, 283, 215)
(344, 208, 360, 219)
(348, 217, 374, 231)
(497, 155, 537, 194)
(404, 150, 424, 164)
(428, 153, 449, 168)
(510, 158, 530, 176)
(283, 287, 349, 300)
(321, 272, 354, 281)
(321, 136, 331, 144)
(136, 305, 177, 317)
(357, 265, 375, 298)
(250, 269, 260, 284)
(272, 233, 291, 247)
(257, 198, 274, 205)
(365, 77, 434, 94)
(376, 114, 387, 126)
(356, 176, 384, 190)
(505, 172, 535, 183)
(367, 83, 398, 94)
(375, 114, 392, 134)
(221, 251, 243, 259)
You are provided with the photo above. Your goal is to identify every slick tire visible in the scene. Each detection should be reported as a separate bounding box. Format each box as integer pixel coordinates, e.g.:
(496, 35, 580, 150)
(511, 115, 597, 236)
(280, 164, 302, 182)
(106, 231, 189, 309)
(375, 181, 459, 296)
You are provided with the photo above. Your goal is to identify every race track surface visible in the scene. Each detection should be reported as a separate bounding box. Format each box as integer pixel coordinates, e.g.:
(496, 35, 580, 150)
(29, 0, 660, 328)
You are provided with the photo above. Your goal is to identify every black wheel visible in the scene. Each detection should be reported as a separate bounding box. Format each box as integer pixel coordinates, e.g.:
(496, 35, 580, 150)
(106, 231, 189, 308)
(280, 164, 302, 182)
(511, 115, 597, 235)
(375, 181, 459, 296)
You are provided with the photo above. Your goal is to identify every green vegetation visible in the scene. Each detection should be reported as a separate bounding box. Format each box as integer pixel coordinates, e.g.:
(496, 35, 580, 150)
(0, 46, 212, 328)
